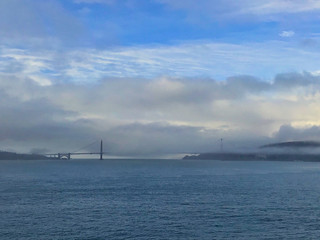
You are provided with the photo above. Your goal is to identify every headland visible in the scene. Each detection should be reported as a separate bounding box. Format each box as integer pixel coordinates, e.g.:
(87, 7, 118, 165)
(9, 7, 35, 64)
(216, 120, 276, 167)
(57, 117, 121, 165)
(0, 151, 49, 160)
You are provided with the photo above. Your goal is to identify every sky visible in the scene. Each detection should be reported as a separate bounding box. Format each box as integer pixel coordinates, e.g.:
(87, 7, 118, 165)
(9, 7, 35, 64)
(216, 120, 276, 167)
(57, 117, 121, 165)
(2, 0, 320, 157)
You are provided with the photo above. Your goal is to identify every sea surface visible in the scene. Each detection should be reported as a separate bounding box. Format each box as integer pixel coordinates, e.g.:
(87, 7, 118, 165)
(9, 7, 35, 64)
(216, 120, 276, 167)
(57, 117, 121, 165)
(1, 159, 320, 239)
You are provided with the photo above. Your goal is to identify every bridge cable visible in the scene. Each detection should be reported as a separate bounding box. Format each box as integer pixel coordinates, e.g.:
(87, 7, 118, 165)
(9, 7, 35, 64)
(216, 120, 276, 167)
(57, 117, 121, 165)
(70, 140, 100, 154)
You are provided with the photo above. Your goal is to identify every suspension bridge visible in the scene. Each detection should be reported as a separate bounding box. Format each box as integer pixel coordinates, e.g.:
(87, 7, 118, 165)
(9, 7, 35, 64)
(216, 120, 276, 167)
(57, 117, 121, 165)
(45, 140, 106, 160)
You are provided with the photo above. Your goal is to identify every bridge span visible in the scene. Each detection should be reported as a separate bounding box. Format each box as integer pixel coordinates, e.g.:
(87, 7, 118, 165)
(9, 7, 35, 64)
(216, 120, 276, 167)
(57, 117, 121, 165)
(46, 140, 105, 160)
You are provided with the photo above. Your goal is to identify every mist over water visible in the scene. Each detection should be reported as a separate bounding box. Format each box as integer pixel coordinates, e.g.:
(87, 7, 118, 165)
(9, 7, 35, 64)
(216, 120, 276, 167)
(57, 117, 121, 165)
(2, 159, 320, 239)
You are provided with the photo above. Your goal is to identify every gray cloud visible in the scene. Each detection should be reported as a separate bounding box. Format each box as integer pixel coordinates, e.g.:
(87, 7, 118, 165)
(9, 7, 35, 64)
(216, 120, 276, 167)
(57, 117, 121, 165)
(224, 75, 271, 97)
(274, 125, 320, 142)
(1, 72, 320, 156)
(103, 123, 215, 156)
(103, 122, 270, 156)
(273, 72, 320, 89)
(0, 92, 97, 152)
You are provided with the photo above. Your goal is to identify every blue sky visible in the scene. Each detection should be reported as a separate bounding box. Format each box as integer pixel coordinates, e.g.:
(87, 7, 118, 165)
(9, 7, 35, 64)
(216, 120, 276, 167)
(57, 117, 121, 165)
(39, 0, 320, 47)
(2, 0, 320, 81)
(2, 0, 320, 156)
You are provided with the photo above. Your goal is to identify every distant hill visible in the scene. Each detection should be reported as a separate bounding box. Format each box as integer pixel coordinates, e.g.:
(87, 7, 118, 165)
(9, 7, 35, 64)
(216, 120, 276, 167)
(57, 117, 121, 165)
(260, 141, 320, 149)
(183, 152, 320, 162)
(183, 141, 320, 161)
(0, 151, 49, 160)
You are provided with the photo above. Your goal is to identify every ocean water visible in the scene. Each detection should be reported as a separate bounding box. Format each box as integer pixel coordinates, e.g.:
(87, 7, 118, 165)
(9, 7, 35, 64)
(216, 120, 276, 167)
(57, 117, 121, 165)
(1, 159, 320, 239)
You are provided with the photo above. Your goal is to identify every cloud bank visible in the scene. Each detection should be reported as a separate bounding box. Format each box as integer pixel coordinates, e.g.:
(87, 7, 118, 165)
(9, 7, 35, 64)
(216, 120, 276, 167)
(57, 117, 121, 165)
(1, 71, 320, 156)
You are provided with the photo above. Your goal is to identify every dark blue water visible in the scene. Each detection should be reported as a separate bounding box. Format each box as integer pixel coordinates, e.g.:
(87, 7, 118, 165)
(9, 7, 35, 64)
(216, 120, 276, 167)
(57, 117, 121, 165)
(1, 159, 320, 239)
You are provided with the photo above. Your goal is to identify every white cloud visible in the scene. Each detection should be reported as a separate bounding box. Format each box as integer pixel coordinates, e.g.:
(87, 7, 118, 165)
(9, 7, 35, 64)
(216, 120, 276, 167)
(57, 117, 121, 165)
(158, 0, 320, 20)
(2, 39, 320, 85)
(279, 31, 295, 38)
(241, 0, 320, 15)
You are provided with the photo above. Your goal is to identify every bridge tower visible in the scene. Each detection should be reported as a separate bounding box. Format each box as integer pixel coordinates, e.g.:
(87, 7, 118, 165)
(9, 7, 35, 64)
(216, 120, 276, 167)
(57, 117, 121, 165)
(100, 140, 103, 160)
